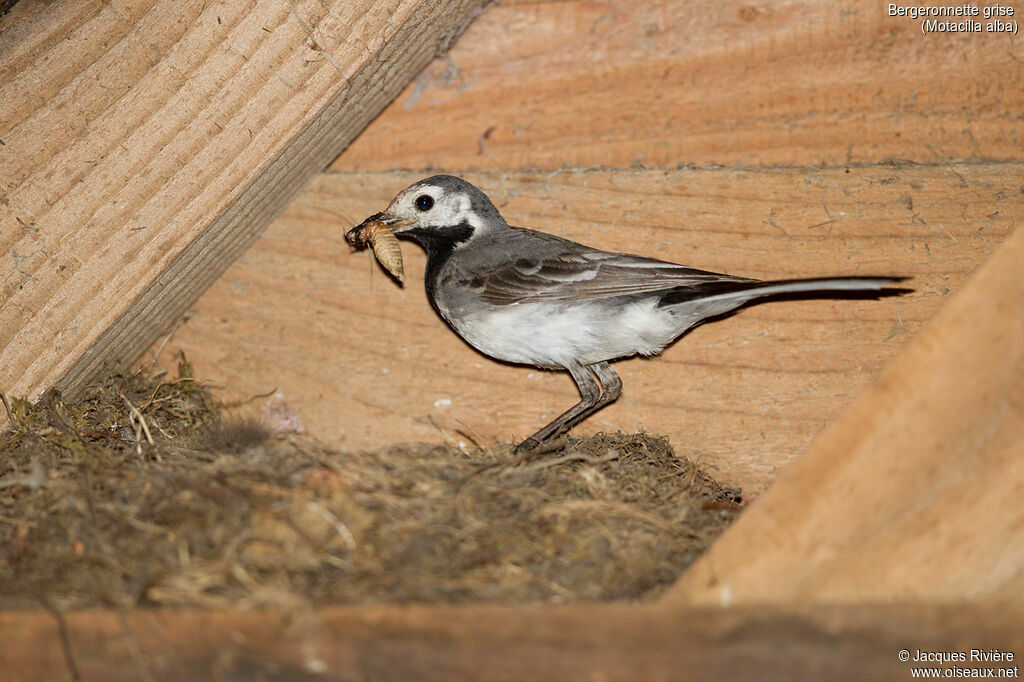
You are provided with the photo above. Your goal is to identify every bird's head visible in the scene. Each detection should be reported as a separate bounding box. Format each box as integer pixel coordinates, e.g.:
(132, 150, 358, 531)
(348, 175, 506, 249)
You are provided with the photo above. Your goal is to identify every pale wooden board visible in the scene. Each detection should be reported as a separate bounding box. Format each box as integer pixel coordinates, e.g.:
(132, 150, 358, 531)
(668, 225, 1024, 604)
(2, 603, 1022, 681)
(155, 165, 1017, 495)
(0, 0, 489, 405)
(332, 0, 1024, 172)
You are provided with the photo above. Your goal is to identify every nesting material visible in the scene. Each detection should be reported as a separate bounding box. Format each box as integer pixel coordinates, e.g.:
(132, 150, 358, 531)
(345, 216, 405, 282)
(0, 365, 741, 609)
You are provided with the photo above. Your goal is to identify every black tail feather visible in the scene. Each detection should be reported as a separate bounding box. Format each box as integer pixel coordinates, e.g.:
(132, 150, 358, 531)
(657, 276, 911, 308)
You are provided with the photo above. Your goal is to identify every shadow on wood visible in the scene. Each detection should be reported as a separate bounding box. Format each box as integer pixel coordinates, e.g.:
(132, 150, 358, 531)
(1, 603, 1021, 681)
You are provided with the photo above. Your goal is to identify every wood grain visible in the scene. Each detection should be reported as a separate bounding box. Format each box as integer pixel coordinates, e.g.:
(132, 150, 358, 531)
(0, 0, 489, 405)
(668, 224, 1024, 604)
(157, 165, 1017, 495)
(2, 603, 1022, 681)
(332, 0, 1024, 172)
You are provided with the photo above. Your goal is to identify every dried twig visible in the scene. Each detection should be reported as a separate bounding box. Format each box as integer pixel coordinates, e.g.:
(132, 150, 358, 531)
(120, 391, 153, 455)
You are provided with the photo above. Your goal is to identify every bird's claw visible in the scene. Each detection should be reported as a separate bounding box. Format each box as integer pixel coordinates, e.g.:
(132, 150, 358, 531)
(514, 435, 570, 456)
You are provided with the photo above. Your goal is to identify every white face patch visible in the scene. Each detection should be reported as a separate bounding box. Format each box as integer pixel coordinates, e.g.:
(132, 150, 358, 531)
(464, 201, 483, 228)
(387, 184, 471, 227)
(387, 184, 488, 238)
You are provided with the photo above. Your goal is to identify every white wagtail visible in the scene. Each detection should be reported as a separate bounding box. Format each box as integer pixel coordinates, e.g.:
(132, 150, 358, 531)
(347, 175, 907, 453)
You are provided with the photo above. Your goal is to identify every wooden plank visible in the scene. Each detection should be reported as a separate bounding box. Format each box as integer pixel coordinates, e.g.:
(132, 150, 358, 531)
(154, 164, 1017, 495)
(0, 0, 489, 405)
(331, 0, 1024, 172)
(668, 224, 1024, 604)
(1, 603, 1021, 681)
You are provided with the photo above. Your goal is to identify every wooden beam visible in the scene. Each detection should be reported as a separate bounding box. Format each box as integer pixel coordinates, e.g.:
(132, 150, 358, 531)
(0, 0, 489, 404)
(332, 0, 1024, 172)
(668, 225, 1024, 604)
(1, 603, 1021, 681)
(155, 165, 1017, 495)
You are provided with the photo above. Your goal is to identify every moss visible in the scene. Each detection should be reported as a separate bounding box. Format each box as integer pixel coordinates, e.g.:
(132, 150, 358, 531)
(0, 363, 742, 609)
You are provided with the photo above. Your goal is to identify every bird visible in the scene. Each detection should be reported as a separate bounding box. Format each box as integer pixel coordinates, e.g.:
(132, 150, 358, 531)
(347, 175, 907, 454)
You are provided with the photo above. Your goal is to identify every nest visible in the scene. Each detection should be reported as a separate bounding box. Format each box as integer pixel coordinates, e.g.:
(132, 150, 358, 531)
(0, 361, 742, 609)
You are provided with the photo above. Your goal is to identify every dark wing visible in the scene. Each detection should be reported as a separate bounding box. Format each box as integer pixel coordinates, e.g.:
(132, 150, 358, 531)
(452, 230, 755, 305)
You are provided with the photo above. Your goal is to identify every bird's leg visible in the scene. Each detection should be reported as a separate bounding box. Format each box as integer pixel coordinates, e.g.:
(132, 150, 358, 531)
(516, 363, 600, 453)
(589, 361, 622, 411)
(515, 362, 623, 453)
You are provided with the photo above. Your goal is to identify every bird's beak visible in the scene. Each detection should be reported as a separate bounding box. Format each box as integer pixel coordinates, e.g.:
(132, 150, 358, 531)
(345, 212, 416, 246)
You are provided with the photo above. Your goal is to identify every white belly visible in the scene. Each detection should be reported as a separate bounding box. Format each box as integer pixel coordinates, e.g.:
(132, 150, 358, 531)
(442, 299, 683, 369)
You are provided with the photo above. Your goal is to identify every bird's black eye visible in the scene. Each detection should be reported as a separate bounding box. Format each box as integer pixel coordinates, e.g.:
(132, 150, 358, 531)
(415, 194, 434, 211)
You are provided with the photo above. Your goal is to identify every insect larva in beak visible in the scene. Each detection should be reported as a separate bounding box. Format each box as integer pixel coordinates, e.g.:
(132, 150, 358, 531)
(364, 222, 404, 283)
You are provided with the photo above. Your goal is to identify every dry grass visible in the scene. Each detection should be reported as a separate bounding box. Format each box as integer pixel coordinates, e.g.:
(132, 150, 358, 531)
(0, 361, 742, 609)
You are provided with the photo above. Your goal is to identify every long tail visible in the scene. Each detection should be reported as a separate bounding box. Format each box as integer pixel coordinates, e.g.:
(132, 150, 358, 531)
(727, 276, 908, 299)
(658, 276, 910, 319)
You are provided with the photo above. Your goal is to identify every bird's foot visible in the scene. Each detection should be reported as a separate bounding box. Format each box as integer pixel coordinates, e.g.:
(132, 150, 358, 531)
(514, 434, 570, 457)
